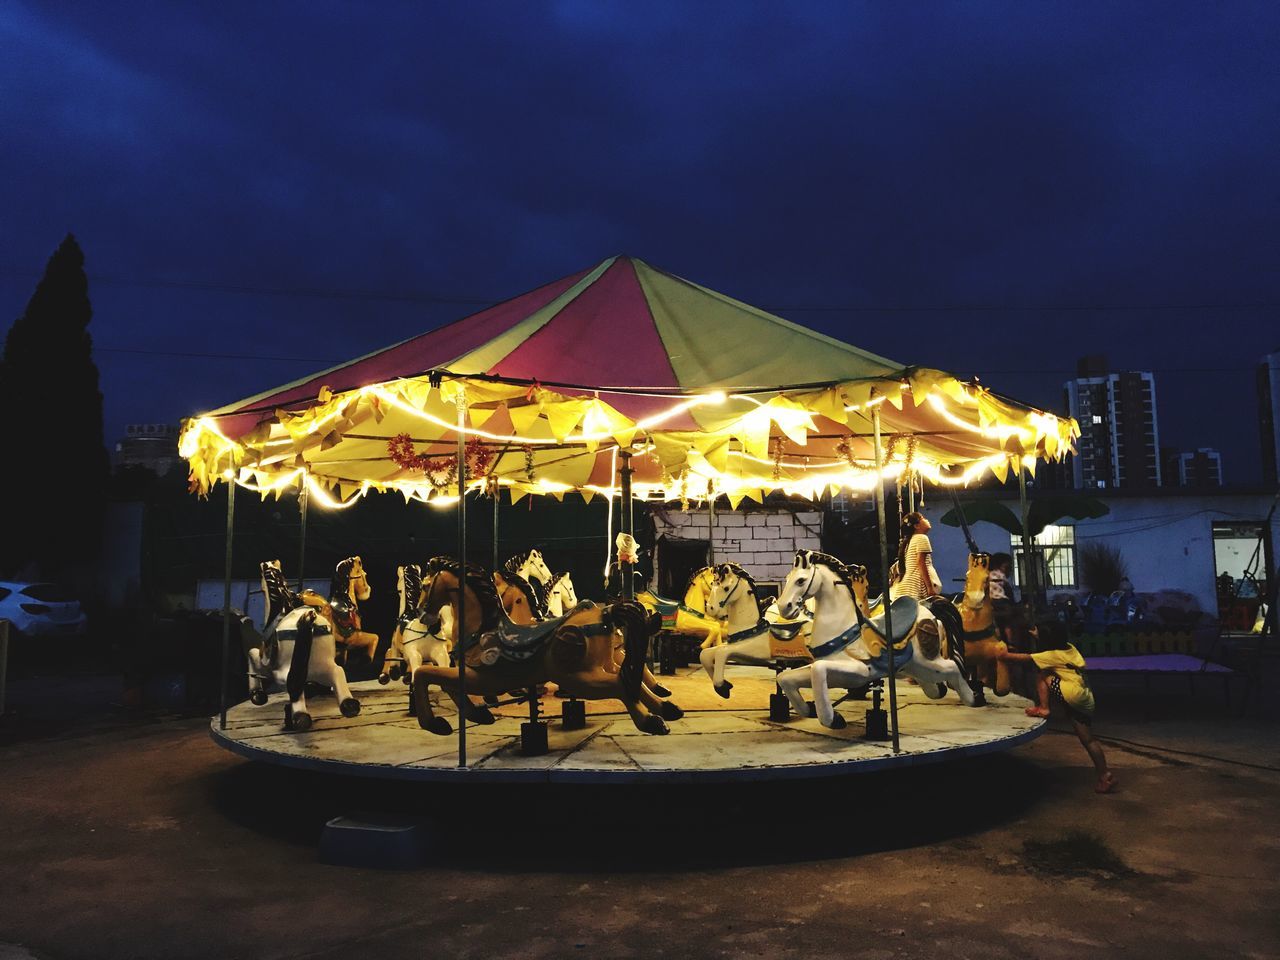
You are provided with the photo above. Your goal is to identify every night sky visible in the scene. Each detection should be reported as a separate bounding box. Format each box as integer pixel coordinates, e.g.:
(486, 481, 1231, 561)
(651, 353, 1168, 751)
(3, 2, 1277, 482)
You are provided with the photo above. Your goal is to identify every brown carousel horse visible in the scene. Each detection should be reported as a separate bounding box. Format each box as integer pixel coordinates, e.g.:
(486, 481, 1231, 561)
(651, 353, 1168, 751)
(493, 568, 545, 624)
(412, 557, 681, 736)
(301, 556, 379, 664)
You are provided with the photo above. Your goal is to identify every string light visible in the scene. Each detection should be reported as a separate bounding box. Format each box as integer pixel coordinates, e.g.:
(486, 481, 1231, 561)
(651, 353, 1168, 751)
(184, 372, 1074, 504)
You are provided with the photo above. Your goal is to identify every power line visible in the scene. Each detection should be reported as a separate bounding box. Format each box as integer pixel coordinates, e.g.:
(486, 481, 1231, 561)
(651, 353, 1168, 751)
(2, 265, 1277, 313)
(92, 343, 1261, 375)
(97, 346, 341, 363)
(0, 268, 495, 306)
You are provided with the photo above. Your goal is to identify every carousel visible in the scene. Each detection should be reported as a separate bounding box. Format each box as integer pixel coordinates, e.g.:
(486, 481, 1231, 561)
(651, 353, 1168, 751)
(182, 255, 1077, 783)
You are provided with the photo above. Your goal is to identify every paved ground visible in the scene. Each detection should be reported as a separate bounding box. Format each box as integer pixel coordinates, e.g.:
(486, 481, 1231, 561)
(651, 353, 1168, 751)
(0, 669, 1277, 960)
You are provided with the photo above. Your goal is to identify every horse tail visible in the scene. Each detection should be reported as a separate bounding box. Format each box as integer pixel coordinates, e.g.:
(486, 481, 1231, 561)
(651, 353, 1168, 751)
(611, 600, 650, 702)
(928, 599, 966, 673)
(286, 611, 315, 705)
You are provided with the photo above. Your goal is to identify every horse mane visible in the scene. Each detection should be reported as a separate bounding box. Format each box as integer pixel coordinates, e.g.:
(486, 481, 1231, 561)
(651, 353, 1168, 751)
(546, 570, 571, 593)
(801, 550, 863, 601)
(498, 567, 547, 618)
(805, 550, 853, 580)
(399, 564, 423, 618)
(331, 557, 355, 600)
(261, 561, 299, 625)
(715, 561, 759, 597)
(426, 555, 503, 631)
(503, 549, 534, 575)
(684, 565, 715, 593)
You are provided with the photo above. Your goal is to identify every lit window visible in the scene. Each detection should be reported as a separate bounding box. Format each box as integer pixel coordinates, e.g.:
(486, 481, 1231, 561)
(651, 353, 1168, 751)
(1012, 524, 1077, 589)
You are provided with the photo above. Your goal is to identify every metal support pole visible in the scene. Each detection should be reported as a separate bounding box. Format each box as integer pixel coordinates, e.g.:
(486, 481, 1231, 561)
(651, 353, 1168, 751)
(619, 450, 634, 599)
(456, 397, 468, 768)
(296, 479, 309, 592)
(492, 486, 500, 573)
(0, 621, 9, 717)
(1018, 466, 1036, 618)
(219, 478, 236, 730)
(872, 407, 900, 753)
(708, 489, 716, 565)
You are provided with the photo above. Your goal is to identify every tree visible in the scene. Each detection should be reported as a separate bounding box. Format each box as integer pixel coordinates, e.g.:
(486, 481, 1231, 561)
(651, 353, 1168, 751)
(0, 234, 109, 582)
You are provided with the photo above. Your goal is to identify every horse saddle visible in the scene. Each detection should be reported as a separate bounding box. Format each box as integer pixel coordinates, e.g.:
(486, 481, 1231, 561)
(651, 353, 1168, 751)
(860, 597, 922, 650)
(397, 607, 442, 637)
(767, 618, 808, 641)
(768, 622, 813, 661)
(463, 600, 602, 667)
(328, 597, 359, 639)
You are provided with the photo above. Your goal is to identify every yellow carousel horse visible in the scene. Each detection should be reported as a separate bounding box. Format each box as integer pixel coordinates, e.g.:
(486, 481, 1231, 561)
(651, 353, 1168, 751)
(634, 566, 724, 651)
(954, 553, 1011, 697)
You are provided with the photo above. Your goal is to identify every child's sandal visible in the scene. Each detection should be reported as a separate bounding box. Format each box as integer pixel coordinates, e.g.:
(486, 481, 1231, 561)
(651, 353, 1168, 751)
(1095, 772, 1117, 794)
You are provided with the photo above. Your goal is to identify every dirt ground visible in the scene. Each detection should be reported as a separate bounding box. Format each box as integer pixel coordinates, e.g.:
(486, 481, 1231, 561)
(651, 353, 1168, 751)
(0, 674, 1277, 960)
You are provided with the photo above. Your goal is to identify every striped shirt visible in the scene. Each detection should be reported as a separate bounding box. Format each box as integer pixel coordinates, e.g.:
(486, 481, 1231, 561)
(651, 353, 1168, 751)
(891, 533, 942, 600)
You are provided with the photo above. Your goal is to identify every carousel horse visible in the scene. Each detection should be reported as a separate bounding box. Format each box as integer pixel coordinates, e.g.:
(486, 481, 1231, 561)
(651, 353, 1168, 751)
(300, 557, 379, 664)
(543, 571, 579, 618)
(954, 553, 1011, 698)
(775, 551, 975, 729)
(494, 568, 546, 623)
(247, 560, 360, 730)
(699, 562, 814, 698)
(622, 566, 724, 651)
(505, 549, 553, 614)
(411, 557, 682, 736)
(517, 550, 671, 697)
(380, 563, 452, 690)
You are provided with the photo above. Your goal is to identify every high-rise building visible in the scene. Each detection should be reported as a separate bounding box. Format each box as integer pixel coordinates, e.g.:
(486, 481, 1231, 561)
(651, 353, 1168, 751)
(1176, 448, 1224, 488)
(1259, 350, 1280, 487)
(1063, 355, 1161, 489)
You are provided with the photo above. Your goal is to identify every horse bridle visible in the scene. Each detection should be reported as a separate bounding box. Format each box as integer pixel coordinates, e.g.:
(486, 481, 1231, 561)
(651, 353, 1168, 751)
(715, 572, 747, 612)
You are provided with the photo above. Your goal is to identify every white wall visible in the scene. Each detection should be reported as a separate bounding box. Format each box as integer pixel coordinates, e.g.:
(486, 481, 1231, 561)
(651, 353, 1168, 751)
(923, 492, 1278, 616)
(652, 508, 823, 585)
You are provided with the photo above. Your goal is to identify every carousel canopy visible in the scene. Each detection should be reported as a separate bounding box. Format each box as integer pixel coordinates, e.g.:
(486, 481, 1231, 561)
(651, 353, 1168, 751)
(180, 255, 1078, 508)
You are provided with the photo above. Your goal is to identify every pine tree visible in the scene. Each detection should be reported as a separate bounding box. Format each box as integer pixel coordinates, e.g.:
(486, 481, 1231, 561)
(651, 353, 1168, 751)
(0, 234, 109, 582)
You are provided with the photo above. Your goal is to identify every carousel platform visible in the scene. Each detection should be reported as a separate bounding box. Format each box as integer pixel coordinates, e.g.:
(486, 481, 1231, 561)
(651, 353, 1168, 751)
(210, 666, 1046, 783)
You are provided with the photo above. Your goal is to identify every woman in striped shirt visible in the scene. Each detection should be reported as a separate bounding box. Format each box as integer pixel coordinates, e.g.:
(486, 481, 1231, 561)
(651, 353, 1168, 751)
(890, 511, 943, 601)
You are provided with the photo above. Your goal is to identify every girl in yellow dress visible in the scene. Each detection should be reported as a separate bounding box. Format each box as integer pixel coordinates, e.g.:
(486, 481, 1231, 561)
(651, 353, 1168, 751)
(1000, 621, 1117, 794)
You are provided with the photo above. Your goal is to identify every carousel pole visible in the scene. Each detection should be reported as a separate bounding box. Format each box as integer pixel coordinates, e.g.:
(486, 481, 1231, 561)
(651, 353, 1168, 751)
(708, 486, 716, 565)
(296, 479, 309, 593)
(619, 449, 634, 599)
(455, 395, 468, 768)
(491, 484, 500, 573)
(871, 406, 901, 753)
(219, 476, 236, 731)
(1018, 465, 1037, 619)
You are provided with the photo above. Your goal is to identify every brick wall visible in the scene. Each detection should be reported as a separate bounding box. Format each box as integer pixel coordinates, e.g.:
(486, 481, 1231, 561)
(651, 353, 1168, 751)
(652, 508, 823, 584)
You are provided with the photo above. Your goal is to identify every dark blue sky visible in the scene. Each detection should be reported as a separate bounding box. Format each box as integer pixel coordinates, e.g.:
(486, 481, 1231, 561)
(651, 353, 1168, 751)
(2, 2, 1277, 481)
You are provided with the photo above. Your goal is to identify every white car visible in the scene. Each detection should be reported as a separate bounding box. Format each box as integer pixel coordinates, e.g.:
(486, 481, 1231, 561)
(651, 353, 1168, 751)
(0, 582, 89, 639)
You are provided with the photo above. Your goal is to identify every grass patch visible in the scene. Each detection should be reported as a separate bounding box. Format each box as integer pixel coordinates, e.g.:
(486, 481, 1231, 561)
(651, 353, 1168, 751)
(1023, 830, 1129, 876)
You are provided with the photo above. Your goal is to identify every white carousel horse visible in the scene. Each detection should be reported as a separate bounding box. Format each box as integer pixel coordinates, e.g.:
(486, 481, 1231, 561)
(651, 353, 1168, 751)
(699, 562, 814, 698)
(543, 571, 580, 618)
(246, 560, 360, 731)
(380, 564, 453, 691)
(775, 551, 975, 729)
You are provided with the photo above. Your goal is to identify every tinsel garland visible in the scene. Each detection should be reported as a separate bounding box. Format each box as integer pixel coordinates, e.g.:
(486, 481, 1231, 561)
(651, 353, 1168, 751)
(387, 434, 496, 491)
